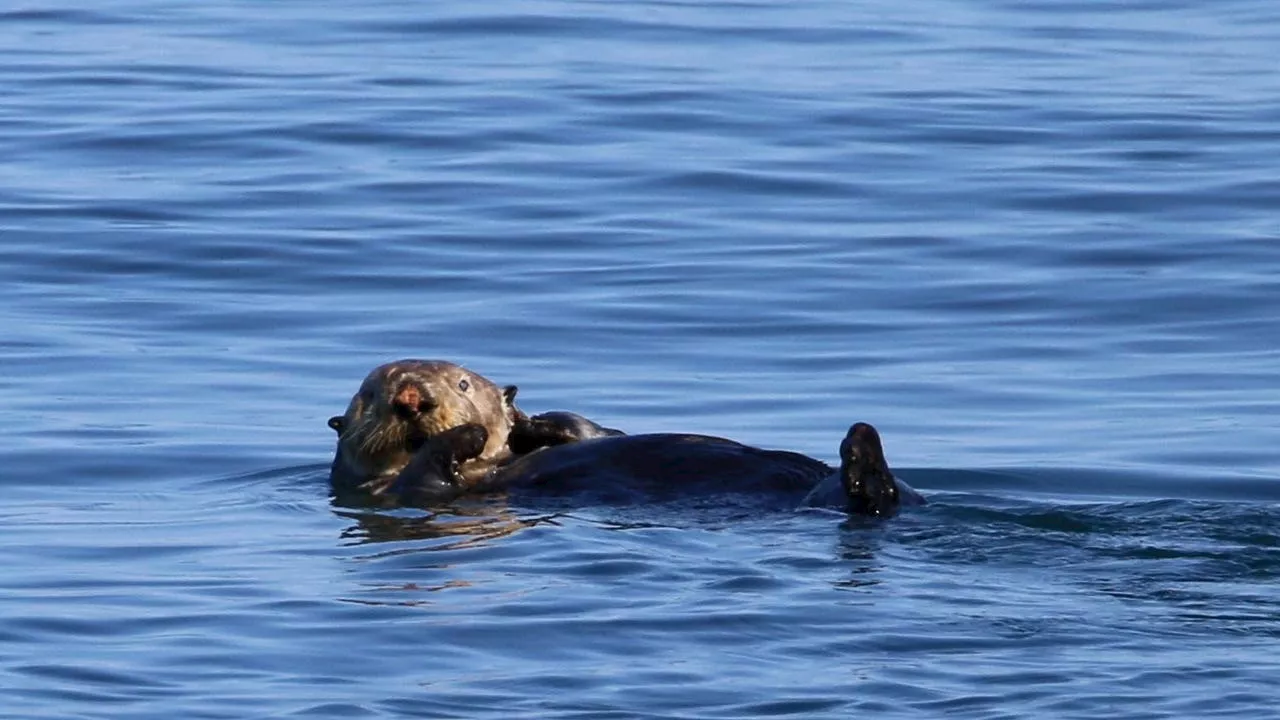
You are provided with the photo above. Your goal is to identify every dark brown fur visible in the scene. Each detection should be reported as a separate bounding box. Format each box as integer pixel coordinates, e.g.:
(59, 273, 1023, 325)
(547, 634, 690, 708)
(391, 420, 924, 517)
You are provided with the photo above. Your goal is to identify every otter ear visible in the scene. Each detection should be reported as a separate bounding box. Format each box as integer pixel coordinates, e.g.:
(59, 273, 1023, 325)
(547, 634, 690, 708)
(327, 416, 346, 435)
(503, 385, 519, 405)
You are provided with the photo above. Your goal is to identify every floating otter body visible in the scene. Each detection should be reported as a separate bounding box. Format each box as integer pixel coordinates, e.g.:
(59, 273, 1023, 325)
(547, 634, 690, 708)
(391, 414, 924, 518)
(327, 360, 524, 498)
(327, 362, 924, 517)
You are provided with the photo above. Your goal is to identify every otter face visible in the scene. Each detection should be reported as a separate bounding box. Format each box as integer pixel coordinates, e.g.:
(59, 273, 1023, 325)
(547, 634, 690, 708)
(330, 360, 519, 490)
(839, 422, 900, 517)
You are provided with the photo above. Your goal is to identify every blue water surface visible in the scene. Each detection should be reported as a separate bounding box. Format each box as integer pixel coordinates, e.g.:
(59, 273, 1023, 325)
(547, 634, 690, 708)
(2, 1, 1279, 717)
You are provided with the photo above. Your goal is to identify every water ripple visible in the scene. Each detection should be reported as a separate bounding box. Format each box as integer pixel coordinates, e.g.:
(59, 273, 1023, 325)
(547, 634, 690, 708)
(4, 0, 1280, 716)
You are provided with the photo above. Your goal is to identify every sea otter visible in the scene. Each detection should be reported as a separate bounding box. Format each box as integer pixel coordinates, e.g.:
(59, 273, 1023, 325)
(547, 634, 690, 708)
(387, 414, 924, 517)
(327, 359, 525, 497)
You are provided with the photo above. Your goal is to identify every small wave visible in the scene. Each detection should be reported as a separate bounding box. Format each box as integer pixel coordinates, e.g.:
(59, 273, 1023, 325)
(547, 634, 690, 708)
(902, 466, 1280, 503)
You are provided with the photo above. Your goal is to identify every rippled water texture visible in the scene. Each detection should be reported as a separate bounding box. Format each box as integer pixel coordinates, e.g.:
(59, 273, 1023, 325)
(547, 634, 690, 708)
(2, 1, 1279, 717)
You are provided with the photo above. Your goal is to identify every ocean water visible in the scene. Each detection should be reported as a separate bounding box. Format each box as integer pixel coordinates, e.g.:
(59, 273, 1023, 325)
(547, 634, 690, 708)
(3, 1, 1279, 717)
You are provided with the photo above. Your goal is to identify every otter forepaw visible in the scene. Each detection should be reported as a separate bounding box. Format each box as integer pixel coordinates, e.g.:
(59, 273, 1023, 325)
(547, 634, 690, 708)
(446, 423, 490, 462)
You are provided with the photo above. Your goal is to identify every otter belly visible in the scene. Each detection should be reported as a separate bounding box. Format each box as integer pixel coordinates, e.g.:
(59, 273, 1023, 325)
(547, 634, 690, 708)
(483, 433, 832, 503)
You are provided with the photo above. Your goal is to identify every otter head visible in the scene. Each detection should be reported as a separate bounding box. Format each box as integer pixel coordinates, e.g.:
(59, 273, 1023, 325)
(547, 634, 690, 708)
(329, 360, 522, 491)
(839, 422, 900, 517)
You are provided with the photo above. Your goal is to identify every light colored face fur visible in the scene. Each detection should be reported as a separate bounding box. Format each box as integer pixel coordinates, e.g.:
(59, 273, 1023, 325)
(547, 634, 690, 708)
(332, 360, 520, 485)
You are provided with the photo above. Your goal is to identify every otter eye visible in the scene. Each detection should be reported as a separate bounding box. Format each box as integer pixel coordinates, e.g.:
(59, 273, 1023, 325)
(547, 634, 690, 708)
(458, 379, 470, 392)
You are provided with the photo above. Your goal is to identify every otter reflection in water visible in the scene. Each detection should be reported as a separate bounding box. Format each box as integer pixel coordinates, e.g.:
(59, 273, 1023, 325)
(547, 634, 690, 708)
(334, 502, 562, 547)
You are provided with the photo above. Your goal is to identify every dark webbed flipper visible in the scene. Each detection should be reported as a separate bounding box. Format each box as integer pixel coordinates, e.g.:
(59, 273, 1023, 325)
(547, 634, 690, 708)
(509, 411, 624, 455)
(839, 422, 920, 517)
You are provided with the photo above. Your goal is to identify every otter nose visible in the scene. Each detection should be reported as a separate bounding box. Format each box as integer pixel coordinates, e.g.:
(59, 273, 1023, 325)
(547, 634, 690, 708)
(392, 384, 435, 418)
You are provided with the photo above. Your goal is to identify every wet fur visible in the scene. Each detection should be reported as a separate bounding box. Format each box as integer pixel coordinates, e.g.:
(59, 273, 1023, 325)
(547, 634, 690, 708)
(329, 360, 523, 492)
(391, 419, 923, 517)
(508, 411, 625, 455)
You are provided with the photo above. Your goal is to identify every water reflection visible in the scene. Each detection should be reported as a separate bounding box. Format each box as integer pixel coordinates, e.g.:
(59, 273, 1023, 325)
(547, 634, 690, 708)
(338, 579, 476, 607)
(333, 495, 557, 547)
(833, 524, 886, 590)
